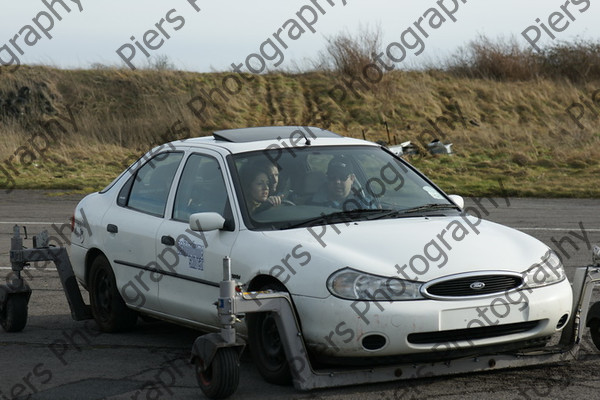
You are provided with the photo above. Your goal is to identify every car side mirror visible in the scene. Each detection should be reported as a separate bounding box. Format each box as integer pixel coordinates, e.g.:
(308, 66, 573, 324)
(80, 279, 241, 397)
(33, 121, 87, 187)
(448, 194, 464, 209)
(189, 212, 225, 232)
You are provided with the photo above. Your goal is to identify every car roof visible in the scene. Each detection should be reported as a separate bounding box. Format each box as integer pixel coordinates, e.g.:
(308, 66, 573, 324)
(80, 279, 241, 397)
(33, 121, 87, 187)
(169, 126, 377, 153)
(213, 126, 341, 142)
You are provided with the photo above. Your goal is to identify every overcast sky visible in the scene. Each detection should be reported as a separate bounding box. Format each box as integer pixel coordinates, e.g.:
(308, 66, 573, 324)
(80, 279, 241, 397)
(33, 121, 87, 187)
(1, 0, 598, 72)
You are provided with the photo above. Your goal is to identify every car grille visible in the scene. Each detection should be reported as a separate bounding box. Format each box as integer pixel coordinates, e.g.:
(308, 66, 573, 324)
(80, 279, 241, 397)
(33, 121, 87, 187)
(424, 274, 523, 298)
(407, 321, 540, 344)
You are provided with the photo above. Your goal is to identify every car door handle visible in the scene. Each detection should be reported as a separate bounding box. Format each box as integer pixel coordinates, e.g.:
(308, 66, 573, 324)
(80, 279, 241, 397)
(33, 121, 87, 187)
(107, 224, 118, 233)
(161, 235, 175, 246)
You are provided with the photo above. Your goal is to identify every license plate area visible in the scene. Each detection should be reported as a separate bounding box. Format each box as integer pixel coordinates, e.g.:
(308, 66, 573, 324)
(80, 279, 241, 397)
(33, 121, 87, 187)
(440, 302, 529, 330)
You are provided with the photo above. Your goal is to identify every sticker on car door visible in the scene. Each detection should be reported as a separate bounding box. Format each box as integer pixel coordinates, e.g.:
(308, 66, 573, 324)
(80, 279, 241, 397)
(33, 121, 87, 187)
(177, 238, 205, 271)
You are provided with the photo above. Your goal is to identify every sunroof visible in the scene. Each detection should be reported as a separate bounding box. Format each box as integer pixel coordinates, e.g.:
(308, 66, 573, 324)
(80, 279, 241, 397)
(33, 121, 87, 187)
(213, 126, 341, 143)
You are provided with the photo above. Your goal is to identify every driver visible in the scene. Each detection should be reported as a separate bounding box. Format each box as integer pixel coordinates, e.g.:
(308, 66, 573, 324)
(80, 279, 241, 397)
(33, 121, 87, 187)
(240, 164, 271, 214)
(309, 156, 376, 210)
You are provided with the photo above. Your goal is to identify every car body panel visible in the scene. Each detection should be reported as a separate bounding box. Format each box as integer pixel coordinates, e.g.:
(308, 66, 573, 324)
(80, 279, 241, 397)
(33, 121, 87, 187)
(156, 218, 239, 324)
(102, 205, 164, 311)
(254, 217, 549, 298)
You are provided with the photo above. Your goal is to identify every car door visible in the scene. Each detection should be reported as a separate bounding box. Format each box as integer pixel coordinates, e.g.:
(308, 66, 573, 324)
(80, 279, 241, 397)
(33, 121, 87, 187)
(156, 151, 239, 327)
(101, 151, 184, 312)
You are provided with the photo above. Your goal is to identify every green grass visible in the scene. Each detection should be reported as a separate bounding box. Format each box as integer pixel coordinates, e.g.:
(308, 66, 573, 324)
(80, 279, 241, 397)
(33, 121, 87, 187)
(410, 155, 600, 198)
(4, 149, 598, 198)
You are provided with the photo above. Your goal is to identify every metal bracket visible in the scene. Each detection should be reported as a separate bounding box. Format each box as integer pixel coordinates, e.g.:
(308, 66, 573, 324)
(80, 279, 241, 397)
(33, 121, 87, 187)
(33, 230, 49, 248)
(2, 226, 92, 322)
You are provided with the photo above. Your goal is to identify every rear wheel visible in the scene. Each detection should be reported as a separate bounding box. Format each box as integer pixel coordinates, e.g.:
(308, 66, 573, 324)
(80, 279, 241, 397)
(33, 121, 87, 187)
(89, 255, 137, 332)
(0, 295, 28, 333)
(246, 282, 292, 385)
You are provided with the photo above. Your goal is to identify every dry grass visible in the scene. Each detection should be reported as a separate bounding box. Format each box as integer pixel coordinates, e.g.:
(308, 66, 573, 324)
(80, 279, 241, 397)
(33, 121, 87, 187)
(0, 64, 599, 197)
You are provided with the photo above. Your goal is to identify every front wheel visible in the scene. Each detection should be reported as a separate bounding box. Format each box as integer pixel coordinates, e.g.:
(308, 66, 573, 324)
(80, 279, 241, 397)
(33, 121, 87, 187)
(0, 295, 28, 333)
(89, 255, 137, 332)
(589, 319, 600, 351)
(196, 347, 240, 399)
(246, 283, 292, 385)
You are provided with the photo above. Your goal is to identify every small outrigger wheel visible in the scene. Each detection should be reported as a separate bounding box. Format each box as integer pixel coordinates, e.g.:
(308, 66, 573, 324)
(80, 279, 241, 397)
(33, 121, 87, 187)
(0, 295, 28, 333)
(195, 347, 240, 399)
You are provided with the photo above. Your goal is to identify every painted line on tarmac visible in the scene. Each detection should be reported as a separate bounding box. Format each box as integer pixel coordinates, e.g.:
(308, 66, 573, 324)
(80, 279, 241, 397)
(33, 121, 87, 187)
(516, 227, 600, 232)
(0, 267, 58, 270)
(0, 221, 63, 225)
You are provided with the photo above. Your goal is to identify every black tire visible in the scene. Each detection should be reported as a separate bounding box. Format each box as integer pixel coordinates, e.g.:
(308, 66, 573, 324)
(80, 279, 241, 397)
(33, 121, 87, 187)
(196, 347, 240, 399)
(89, 255, 137, 332)
(589, 319, 600, 351)
(246, 282, 292, 385)
(0, 295, 28, 333)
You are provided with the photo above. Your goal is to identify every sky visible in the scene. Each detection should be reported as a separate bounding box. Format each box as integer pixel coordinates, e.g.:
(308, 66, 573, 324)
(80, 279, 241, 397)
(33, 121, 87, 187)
(0, 0, 598, 73)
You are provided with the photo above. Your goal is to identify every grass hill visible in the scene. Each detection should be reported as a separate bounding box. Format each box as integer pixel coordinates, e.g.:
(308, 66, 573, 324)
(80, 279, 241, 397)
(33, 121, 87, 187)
(0, 64, 599, 197)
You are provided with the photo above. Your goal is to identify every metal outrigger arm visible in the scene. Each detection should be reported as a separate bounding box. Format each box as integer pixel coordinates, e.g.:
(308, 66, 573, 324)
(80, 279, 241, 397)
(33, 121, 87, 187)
(192, 251, 600, 399)
(0, 226, 92, 332)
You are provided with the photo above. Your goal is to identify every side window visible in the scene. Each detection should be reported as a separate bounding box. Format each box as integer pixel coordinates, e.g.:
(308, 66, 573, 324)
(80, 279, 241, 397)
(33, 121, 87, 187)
(173, 154, 231, 222)
(121, 152, 184, 217)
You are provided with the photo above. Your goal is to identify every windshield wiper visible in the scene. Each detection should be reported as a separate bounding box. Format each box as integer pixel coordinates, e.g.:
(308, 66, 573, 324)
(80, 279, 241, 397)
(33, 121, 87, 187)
(403, 203, 460, 212)
(396, 203, 459, 215)
(284, 209, 394, 229)
(284, 204, 459, 229)
(369, 203, 460, 220)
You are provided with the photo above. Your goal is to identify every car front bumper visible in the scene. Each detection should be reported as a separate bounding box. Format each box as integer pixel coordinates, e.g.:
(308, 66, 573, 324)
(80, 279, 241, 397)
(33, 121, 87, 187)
(293, 279, 573, 358)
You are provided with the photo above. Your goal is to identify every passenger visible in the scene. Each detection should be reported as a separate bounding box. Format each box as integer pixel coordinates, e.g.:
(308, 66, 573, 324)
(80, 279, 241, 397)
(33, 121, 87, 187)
(240, 164, 271, 214)
(309, 156, 376, 210)
(254, 159, 286, 206)
(253, 160, 295, 206)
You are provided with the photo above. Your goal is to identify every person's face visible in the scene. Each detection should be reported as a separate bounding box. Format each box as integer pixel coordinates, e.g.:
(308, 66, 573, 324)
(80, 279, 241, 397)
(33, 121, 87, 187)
(250, 172, 270, 203)
(328, 173, 354, 201)
(266, 165, 279, 192)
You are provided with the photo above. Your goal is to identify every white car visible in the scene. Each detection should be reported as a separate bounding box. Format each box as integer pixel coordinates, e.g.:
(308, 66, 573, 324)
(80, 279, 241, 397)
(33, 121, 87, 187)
(71, 126, 572, 384)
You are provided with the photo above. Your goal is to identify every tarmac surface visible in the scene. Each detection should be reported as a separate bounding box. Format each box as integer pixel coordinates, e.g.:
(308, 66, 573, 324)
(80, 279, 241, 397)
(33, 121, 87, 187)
(0, 190, 599, 399)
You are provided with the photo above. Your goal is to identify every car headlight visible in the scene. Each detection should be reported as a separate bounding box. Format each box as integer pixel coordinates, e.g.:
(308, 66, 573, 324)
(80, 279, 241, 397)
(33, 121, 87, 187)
(327, 268, 425, 301)
(523, 250, 566, 288)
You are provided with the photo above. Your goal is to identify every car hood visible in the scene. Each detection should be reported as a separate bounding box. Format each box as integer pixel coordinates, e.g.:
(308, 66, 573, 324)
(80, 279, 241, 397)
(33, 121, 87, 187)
(260, 215, 549, 297)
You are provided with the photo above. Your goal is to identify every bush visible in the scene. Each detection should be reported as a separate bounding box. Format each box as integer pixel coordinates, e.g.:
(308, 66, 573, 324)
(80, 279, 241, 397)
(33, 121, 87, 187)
(541, 38, 600, 82)
(146, 55, 175, 71)
(446, 35, 600, 82)
(315, 26, 382, 77)
(446, 35, 539, 80)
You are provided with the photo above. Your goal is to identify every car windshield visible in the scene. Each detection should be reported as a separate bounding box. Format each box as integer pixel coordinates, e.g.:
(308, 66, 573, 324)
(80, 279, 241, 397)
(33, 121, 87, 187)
(232, 145, 458, 230)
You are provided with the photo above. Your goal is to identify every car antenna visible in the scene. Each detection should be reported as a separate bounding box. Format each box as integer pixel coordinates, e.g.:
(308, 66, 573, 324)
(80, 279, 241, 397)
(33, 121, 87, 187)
(300, 127, 311, 146)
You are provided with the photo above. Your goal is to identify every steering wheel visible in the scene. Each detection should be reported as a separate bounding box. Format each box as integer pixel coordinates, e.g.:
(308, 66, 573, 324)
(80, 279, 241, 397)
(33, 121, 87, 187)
(254, 199, 296, 214)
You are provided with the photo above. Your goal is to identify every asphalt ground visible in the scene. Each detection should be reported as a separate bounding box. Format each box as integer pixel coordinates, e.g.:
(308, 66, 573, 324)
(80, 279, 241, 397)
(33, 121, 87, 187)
(0, 190, 599, 400)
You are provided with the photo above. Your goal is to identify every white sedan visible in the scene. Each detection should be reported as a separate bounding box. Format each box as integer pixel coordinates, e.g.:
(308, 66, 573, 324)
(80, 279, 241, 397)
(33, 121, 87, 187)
(71, 126, 572, 384)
